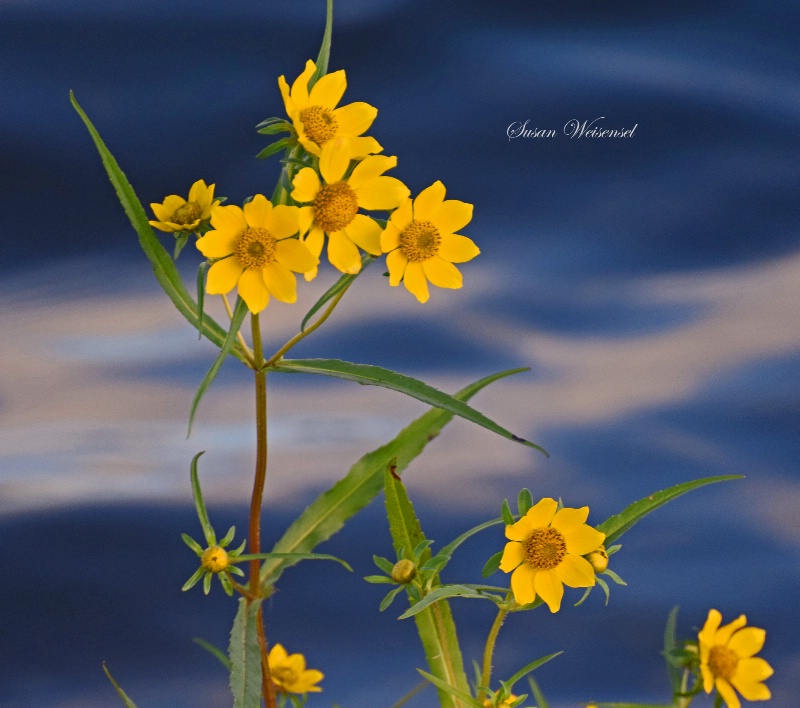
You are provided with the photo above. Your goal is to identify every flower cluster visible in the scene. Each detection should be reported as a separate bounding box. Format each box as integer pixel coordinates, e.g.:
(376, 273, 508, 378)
(149, 60, 480, 312)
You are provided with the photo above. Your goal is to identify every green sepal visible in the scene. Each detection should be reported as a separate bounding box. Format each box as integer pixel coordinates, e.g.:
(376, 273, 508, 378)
(196, 261, 207, 340)
(500, 499, 515, 525)
(418, 554, 450, 574)
(596, 575, 611, 605)
(228, 598, 263, 708)
(603, 568, 627, 586)
(597, 475, 742, 545)
(397, 585, 504, 619)
(517, 488, 533, 517)
(182, 533, 204, 556)
(182, 566, 206, 592)
(257, 120, 294, 136)
(300, 253, 375, 332)
(220, 572, 235, 596)
(255, 116, 288, 130)
(481, 551, 504, 579)
(269, 360, 544, 452)
(364, 575, 395, 584)
(256, 137, 296, 161)
(373, 554, 395, 574)
(174, 232, 189, 260)
(193, 637, 232, 670)
(102, 663, 139, 708)
(219, 525, 236, 547)
(416, 669, 481, 707)
(189, 451, 216, 546)
(379, 585, 405, 612)
(203, 572, 212, 595)
(188, 296, 249, 436)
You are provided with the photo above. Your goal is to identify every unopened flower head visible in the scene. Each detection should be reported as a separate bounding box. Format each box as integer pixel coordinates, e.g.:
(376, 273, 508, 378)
(279, 59, 382, 158)
(381, 181, 480, 303)
(200, 546, 229, 573)
(268, 643, 324, 695)
(390, 559, 417, 584)
(585, 545, 609, 573)
(195, 195, 317, 313)
(291, 138, 409, 278)
(698, 609, 773, 708)
(499, 498, 605, 612)
(149, 179, 217, 233)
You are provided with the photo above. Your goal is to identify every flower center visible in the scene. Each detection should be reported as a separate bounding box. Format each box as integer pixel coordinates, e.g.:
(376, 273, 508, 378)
(170, 201, 202, 226)
(399, 220, 441, 262)
(708, 645, 739, 681)
(523, 527, 567, 570)
(300, 105, 339, 146)
(272, 666, 298, 690)
(313, 181, 359, 233)
(234, 227, 277, 268)
(200, 546, 229, 573)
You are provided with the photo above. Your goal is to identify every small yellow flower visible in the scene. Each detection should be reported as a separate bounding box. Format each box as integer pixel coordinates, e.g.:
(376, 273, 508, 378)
(380, 181, 480, 303)
(698, 609, 773, 708)
(268, 643, 324, 695)
(279, 59, 382, 157)
(195, 195, 317, 314)
(292, 137, 409, 277)
(149, 179, 217, 233)
(483, 693, 517, 707)
(200, 546, 229, 573)
(499, 498, 605, 612)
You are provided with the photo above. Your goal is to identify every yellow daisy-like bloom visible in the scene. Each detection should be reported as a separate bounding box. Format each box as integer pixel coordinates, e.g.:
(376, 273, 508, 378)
(292, 138, 409, 278)
(279, 59, 382, 157)
(483, 693, 518, 707)
(149, 179, 217, 233)
(380, 181, 480, 303)
(698, 609, 773, 708)
(499, 498, 605, 613)
(195, 195, 317, 314)
(268, 643, 324, 695)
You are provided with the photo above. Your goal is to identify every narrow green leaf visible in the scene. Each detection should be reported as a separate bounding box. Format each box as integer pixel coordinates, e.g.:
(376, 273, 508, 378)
(182, 533, 204, 556)
(261, 368, 528, 587)
(236, 552, 351, 572)
(364, 575, 395, 584)
(189, 451, 216, 546)
(597, 475, 742, 545)
(310, 0, 334, 85)
(196, 261, 207, 340)
(517, 488, 533, 517)
(182, 567, 206, 592)
(664, 606, 682, 694)
(257, 121, 294, 135)
(504, 652, 562, 690)
(527, 675, 548, 708)
(255, 116, 287, 130)
(188, 296, 249, 435)
(397, 585, 502, 619)
(481, 551, 503, 579)
(373, 555, 395, 574)
(501, 499, 515, 525)
(173, 232, 189, 260)
(416, 670, 482, 707)
(379, 585, 405, 612)
(603, 568, 627, 586)
(597, 575, 611, 605)
(439, 518, 504, 560)
(270, 359, 545, 452)
(256, 137, 295, 160)
(194, 637, 233, 670)
(229, 598, 263, 708)
(300, 254, 374, 331)
(70, 92, 247, 362)
(102, 663, 139, 708)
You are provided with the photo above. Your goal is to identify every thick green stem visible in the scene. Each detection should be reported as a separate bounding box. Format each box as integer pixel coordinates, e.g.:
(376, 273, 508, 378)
(477, 605, 509, 703)
(247, 313, 276, 708)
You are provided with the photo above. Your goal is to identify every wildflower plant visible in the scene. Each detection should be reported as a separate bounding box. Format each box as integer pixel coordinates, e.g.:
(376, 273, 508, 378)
(71, 1, 770, 706)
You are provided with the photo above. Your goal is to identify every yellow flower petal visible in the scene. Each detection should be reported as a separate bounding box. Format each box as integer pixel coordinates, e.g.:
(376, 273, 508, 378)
(551, 506, 590, 531)
(206, 258, 243, 295)
(269, 643, 288, 664)
(504, 515, 533, 542)
(348, 155, 397, 190)
(728, 627, 766, 658)
(736, 656, 774, 684)
(389, 198, 413, 231)
(355, 176, 410, 211)
(403, 261, 429, 303)
(731, 675, 771, 702)
(439, 233, 480, 263)
(525, 498, 558, 529)
(290, 60, 316, 109)
(433, 199, 473, 234)
(188, 179, 208, 205)
(308, 69, 346, 109)
(345, 135, 383, 158)
(243, 194, 272, 229)
(333, 101, 378, 137)
(327, 232, 362, 274)
(343, 214, 381, 255)
(262, 262, 297, 303)
(238, 267, 270, 313)
(701, 663, 715, 694)
(422, 257, 462, 290)
(149, 219, 178, 233)
(700, 609, 723, 658)
(278, 75, 294, 115)
(510, 563, 537, 605)
(275, 237, 318, 273)
(303, 226, 325, 260)
(196, 229, 237, 259)
(499, 541, 525, 572)
(299, 205, 315, 236)
(151, 194, 185, 222)
(561, 525, 606, 556)
(717, 615, 748, 646)
(269, 204, 300, 240)
(292, 168, 321, 204)
(211, 204, 247, 234)
(716, 678, 741, 708)
(381, 222, 401, 252)
(533, 569, 564, 613)
(386, 248, 407, 286)
(554, 553, 596, 588)
(413, 181, 446, 221)
(319, 137, 351, 185)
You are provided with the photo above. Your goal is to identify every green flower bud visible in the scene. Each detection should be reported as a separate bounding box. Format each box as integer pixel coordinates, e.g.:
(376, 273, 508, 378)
(390, 559, 416, 584)
(201, 546, 230, 573)
(585, 546, 609, 573)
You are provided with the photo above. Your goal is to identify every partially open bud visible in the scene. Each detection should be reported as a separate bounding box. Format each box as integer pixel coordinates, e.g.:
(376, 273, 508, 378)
(390, 559, 416, 584)
(585, 546, 609, 573)
(201, 546, 230, 573)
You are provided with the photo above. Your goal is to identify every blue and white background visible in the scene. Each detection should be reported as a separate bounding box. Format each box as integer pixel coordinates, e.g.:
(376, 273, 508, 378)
(1, 0, 799, 706)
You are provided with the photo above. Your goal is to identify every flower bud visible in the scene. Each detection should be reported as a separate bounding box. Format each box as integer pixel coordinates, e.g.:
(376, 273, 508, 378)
(390, 559, 416, 584)
(585, 546, 608, 573)
(201, 546, 230, 573)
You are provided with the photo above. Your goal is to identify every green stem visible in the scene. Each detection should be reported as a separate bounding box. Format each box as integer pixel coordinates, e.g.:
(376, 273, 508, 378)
(389, 680, 429, 708)
(477, 604, 509, 703)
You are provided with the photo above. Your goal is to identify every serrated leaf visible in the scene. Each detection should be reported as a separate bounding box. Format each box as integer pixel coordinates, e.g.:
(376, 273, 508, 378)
(260, 368, 528, 587)
(398, 585, 503, 619)
(70, 92, 247, 362)
(102, 663, 139, 708)
(596, 475, 742, 545)
(256, 137, 295, 160)
(229, 598, 263, 708)
(188, 296, 249, 435)
(481, 551, 503, 579)
(517, 488, 533, 517)
(270, 359, 544, 452)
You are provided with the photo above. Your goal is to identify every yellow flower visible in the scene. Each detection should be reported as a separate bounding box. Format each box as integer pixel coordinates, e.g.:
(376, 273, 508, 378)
(291, 137, 409, 277)
(698, 609, 773, 708)
(279, 59, 382, 157)
(499, 498, 605, 612)
(195, 195, 317, 314)
(483, 693, 517, 707)
(149, 179, 217, 233)
(268, 643, 324, 695)
(380, 181, 480, 303)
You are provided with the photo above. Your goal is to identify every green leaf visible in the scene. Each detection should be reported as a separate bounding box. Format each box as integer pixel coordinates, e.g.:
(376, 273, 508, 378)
(236, 552, 352, 572)
(270, 359, 544, 452)
(102, 663, 139, 708)
(256, 137, 295, 161)
(373, 554, 395, 574)
(517, 488, 533, 517)
(228, 598, 263, 708)
(504, 652, 562, 691)
(300, 254, 374, 331)
(260, 368, 528, 587)
(439, 518, 504, 561)
(188, 297, 249, 436)
(379, 585, 405, 612)
(194, 637, 233, 671)
(527, 675, 548, 708)
(173, 232, 189, 259)
(310, 0, 334, 86)
(397, 584, 503, 619)
(196, 261, 207, 340)
(70, 92, 247, 362)
(182, 533, 204, 556)
(189, 451, 216, 546)
(182, 566, 206, 592)
(603, 568, 627, 586)
(596, 475, 742, 545)
(664, 606, 682, 694)
(257, 120, 294, 135)
(501, 499, 515, 525)
(364, 574, 395, 584)
(416, 670, 482, 708)
(255, 116, 287, 130)
(481, 551, 503, 579)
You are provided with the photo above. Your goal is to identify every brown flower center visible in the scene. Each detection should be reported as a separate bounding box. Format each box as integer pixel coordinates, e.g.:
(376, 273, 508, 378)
(523, 527, 567, 570)
(234, 227, 277, 269)
(300, 105, 338, 145)
(708, 645, 739, 681)
(399, 220, 441, 262)
(170, 201, 202, 226)
(313, 181, 359, 233)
